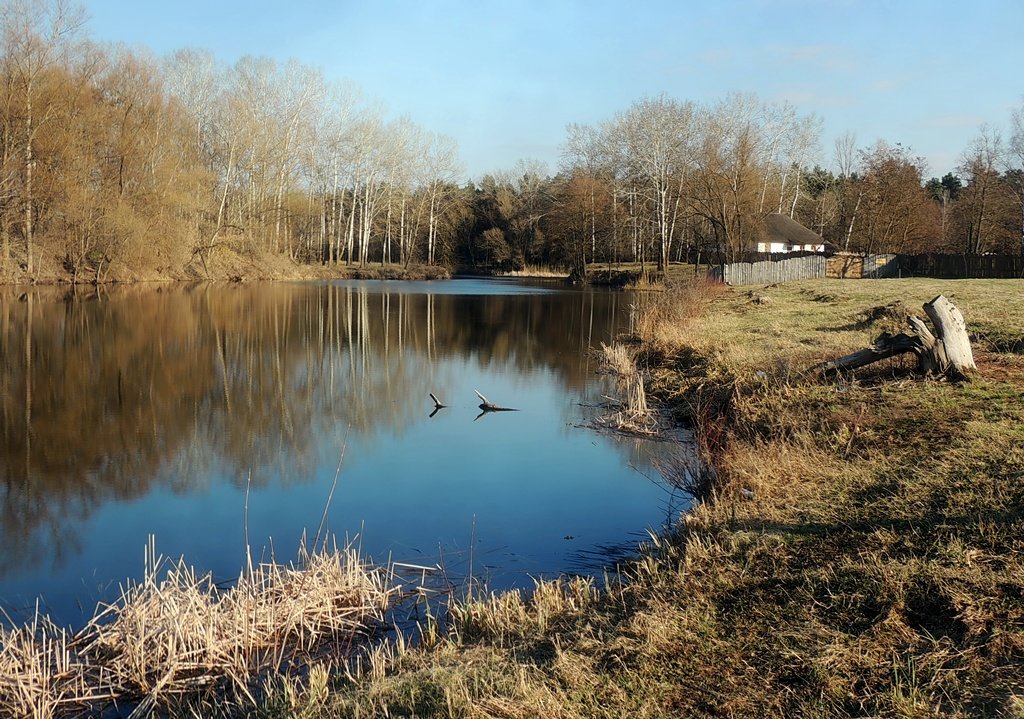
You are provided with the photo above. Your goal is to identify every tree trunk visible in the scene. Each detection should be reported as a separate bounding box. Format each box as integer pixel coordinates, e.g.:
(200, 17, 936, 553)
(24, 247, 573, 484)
(843, 192, 862, 251)
(924, 294, 976, 377)
(25, 90, 34, 274)
(812, 295, 976, 380)
(474, 390, 518, 412)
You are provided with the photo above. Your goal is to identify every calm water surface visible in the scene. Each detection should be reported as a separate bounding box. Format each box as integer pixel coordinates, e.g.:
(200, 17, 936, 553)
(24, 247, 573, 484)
(0, 279, 687, 626)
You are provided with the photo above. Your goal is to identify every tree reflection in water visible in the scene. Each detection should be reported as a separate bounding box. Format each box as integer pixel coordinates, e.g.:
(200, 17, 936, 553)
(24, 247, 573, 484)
(0, 279, 672, 624)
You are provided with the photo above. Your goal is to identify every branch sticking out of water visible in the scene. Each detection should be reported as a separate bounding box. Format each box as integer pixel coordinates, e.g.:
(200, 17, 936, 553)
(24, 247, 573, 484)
(474, 390, 519, 412)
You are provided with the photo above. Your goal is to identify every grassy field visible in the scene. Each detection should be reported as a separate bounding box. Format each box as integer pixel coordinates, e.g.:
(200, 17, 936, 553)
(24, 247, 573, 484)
(634, 279, 1024, 717)
(245, 277, 1022, 719)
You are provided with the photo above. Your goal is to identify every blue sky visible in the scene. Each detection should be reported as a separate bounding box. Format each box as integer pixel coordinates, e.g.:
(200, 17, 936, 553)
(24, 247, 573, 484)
(85, 0, 1023, 181)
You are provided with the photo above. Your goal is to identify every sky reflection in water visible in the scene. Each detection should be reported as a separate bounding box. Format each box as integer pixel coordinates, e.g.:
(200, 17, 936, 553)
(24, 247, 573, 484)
(0, 279, 688, 626)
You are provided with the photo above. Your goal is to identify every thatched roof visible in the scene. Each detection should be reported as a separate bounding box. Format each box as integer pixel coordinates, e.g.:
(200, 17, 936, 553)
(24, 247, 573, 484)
(764, 213, 826, 247)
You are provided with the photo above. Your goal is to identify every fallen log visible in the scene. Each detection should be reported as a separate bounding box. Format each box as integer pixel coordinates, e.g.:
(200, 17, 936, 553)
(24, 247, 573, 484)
(812, 294, 976, 380)
(812, 331, 925, 375)
(474, 390, 519, 412)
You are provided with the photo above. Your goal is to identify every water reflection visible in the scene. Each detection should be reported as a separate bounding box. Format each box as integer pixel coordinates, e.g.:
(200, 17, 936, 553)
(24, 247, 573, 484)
(0, 280, 676, 623)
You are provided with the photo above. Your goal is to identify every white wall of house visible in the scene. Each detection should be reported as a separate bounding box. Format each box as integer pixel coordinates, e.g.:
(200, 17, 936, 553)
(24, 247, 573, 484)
(756, 242, 825, 253)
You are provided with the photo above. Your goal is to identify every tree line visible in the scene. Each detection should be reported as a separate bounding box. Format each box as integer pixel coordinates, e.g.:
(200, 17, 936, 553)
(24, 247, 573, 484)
(474, 97, 1024, 279)
(0, 0, 465, 281)
(2, 0, 1022, 283)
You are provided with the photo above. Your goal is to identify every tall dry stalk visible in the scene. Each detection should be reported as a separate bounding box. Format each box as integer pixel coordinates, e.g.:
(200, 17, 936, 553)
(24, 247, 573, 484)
(598, 342, 654, 434)
(634, 276, 724, 348)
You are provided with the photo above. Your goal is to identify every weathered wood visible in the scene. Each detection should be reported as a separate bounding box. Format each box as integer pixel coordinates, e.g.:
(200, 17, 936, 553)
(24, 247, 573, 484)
(924, 294, 976, 378)
(812, 295, 975, 380)
(717, 254, 827, 286)
(906, 315, 939, 374)
(428, 392, 446, 418)
(474, 390, 518, 412)
(811, 332, 925, 375)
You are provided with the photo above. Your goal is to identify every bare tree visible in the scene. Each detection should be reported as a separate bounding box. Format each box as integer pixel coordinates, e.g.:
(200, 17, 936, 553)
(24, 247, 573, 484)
(610, 95, 696, 271)
(957, 125, 1006, 254)
(834, 131, 861, 250)
(1007, 103, 1024, 253)
(1, 0, 84, 272)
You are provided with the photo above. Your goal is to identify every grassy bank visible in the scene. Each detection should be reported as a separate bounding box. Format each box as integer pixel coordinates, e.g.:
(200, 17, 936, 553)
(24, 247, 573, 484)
(6, 278, 1020, 717)
(585, 261, 704, 289)
(248, 277, 1023, 718)
(0, 246, 451, 285)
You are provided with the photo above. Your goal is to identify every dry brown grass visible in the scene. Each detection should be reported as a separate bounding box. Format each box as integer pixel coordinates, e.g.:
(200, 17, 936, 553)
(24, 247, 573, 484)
(595, 276, 728, 436)
(340, 263, 451, 281)
(204, 276, 1024, 719)
(500, 265, 569, 279)
(595, 342, 655, 435)
(623, 273, 667, 291)
(655, 277, 1024, 373)
(632, 276, 726, 347)
(0, 538, 394, 718)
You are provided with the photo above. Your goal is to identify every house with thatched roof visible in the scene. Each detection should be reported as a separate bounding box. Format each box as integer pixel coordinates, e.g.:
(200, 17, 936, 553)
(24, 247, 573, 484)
(756, 213, 830, 253)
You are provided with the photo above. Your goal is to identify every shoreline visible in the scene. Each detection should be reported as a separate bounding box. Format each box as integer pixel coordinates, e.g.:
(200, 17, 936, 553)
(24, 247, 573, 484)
(273, 277, 1023, 717)
(0, 250, 453, 287)
(4, 277, 1022, 717)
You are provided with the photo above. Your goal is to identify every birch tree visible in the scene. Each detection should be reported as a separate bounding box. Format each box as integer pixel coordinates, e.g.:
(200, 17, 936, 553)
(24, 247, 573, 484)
(610, 95, 696, 271)
(1, 0, 84, 272)
(163, 48, 220, 243)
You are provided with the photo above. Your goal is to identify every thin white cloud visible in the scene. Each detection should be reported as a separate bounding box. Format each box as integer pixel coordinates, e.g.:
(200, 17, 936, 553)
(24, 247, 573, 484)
(774, 88, 857, 109)
(925, 114, 988, 129)
(700, 48, 734, 65)
(767, 43, 858, 73)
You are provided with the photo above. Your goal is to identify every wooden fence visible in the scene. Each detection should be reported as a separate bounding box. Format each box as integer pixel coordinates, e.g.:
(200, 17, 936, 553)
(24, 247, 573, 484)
(826, 253, 897, 279)
(712, 254, 826, 285)
(893, 253, 1024, 279)
(713, 252, 1023, 286)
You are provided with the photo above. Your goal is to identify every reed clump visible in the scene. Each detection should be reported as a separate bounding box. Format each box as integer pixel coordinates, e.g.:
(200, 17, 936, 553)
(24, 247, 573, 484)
(632, 275, 725, 349)
(0, 538, 394, 719)
(500, 264, 569, 278)
(593, 277, 726, 437)
(597, 341, 656, 435)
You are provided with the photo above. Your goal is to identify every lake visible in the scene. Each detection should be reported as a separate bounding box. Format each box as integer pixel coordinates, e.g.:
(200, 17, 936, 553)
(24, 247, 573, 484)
(0, 278, 688, 627)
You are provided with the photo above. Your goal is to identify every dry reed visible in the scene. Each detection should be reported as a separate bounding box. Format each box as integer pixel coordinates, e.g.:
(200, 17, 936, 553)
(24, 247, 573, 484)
(631, 275, 725, 347)
(0, 537, 395, 719)
(596, 342, 656, 435)
(623, 273, 666, 291)
(501, 265, 569, 278)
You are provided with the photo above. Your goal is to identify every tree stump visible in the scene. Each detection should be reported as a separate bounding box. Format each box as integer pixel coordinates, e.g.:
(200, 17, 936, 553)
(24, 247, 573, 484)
(923, 295, 976, 376)
(812, 294, 976, 380)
